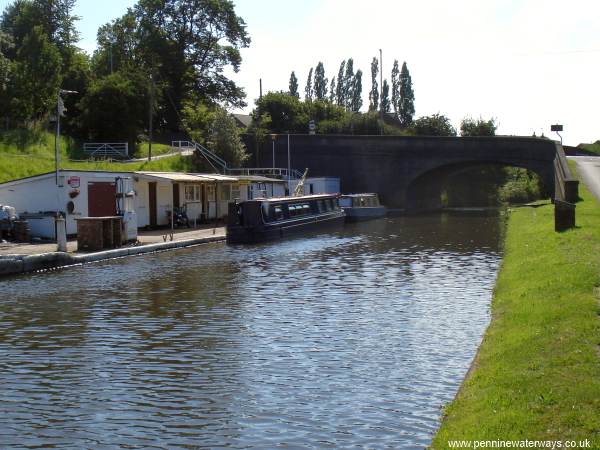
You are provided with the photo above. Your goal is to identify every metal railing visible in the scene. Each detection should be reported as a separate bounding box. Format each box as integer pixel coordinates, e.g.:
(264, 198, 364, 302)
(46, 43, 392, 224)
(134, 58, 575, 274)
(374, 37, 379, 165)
(226, 167, 304, 179)
(171, 140, 228, 173)
(83, 142, 129, 158)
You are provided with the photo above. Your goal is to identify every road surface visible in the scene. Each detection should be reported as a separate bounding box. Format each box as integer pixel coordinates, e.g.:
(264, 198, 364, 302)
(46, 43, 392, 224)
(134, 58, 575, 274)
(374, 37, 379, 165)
(568, 156, 600, 202)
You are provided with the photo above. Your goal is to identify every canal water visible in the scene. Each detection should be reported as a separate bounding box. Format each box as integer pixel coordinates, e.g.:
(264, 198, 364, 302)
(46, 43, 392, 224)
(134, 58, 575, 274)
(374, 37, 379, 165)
(0, 213, 503, 449)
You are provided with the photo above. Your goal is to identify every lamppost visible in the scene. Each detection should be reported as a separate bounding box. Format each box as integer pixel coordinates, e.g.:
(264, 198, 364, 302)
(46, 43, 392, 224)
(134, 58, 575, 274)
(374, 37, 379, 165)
(271, 134, 277, 168)
(379, 48, 383, 135)
(55, 89, 78, 185)
(551, 124, 563, 145)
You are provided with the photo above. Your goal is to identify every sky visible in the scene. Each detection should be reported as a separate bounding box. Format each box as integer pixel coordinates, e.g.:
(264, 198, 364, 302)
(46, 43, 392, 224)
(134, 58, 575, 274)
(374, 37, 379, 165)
(2, 0, 600, 145)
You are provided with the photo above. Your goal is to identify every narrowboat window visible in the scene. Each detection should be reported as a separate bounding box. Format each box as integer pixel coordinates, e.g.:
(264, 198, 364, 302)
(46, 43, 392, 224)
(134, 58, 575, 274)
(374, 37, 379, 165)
(262, 202, 271, 221)
(302, 204, 310, 214)
(273, 205, 284, 220)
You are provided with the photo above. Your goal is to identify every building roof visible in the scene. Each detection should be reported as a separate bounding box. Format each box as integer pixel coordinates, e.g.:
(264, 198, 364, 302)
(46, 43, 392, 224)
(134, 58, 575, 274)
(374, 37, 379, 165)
(232, 113, 252, 128)
(235, 175, 286, 183)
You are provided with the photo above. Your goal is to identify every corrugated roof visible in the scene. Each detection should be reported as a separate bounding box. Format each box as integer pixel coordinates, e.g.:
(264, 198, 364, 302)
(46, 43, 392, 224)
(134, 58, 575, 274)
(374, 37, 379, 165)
(235, 175, 286, 183)
(135, 171, 212, 182)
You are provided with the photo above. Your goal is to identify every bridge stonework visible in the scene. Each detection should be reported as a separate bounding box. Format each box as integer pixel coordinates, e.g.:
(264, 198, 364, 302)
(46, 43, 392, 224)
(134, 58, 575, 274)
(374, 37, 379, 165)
(248, 135, 577, 211)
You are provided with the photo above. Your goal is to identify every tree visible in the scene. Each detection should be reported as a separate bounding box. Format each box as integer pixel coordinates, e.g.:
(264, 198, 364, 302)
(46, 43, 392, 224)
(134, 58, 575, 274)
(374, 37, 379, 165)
(369, 57, 378, 111)
(399, 61, 415, 126)
(460, 117, 497, 136)
(335, 60, 345, 106)
(0, 31, 14, 123)
(78, 71, 149, 149)
(343, 58, 354, 109)
(391, 59, 400, 116)
(380, 79, 390, 113)
(313, 61, 327, 101)
(94, 0, 251, 131)
(304, 67, 313, 102)
(329, 77, 336, 103)
(288, 71, 298, 98)
(208, 107, 248, 167)
(412, 113, 456, 136)
(11, 25, 62, 120)
(351, 69, 363, 112)
(251, 91, 308, 134)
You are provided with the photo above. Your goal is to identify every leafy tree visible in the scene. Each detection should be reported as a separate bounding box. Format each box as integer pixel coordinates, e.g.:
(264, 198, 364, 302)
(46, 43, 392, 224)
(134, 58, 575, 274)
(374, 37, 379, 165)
(94, 0, 251, 131)
(0, 31, 14, 124)
(208, 107, 248, 167)
(399, 61, 415, 126)
(335, 60, 345, 106)
(369, 57, 378, 111)
(78, 71, 149, 149)
(460, 117, 497, 136)
(412, 113, 456, 136)
(343, 58, 354, 109)
(391, 59, 400, 116)
(304, 67, 313, 102)
(380, 79, 390, 113)
(11, 25, 62, 120)
(251, 91, 308, 134)
(288, 71, 298, 98)
(351, 69, 363, 112)
(313, 61, 327, 101)
(181, 101, 215, 145)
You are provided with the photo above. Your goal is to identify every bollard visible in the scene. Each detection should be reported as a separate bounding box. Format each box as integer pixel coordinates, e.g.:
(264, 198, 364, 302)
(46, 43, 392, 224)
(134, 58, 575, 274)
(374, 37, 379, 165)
(56, 216, 67, 252)
(554, 199, 576, 232)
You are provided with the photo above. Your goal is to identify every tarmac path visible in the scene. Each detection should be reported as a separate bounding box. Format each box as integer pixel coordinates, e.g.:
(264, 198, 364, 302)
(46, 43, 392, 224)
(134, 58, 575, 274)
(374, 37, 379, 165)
(568, 155, 600, 202)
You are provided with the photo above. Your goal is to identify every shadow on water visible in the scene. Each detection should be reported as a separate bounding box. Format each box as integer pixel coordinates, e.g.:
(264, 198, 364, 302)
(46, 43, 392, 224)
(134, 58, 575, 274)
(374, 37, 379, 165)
(0, 212, 503, 449)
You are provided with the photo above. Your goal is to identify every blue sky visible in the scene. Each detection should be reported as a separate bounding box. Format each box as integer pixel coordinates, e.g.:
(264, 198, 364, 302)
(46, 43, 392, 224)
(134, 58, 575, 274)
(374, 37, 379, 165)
(2, 0, 600, 144)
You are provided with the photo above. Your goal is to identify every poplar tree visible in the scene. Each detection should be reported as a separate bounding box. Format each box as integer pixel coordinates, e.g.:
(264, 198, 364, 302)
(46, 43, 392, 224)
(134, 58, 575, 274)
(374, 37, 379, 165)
(343, 58, 354, 110)
(369, 57, 379, 111)
(381, 79, 390, 113)
(289, 71, 298, 98)
(335, 60, 345, 106)
(351, 69, 363, 112)
(391, 59, 400, 116)
(399, 61, 415, 126)
(304, 67, 313, 101)
(329, 77, 336, 103)
(313, 61, 328, 101)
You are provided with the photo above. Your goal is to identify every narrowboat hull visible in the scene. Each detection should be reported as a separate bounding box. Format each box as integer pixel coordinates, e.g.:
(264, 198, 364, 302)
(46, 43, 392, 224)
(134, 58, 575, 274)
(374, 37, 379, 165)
(227, 211, 345, 244)
(343, 206, 387, 222)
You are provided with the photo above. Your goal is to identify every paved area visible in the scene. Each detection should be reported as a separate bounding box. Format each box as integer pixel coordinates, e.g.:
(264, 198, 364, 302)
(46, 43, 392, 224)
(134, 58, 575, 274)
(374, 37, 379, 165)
(568, 156, 600, 202)
(0, 225, 226, 257)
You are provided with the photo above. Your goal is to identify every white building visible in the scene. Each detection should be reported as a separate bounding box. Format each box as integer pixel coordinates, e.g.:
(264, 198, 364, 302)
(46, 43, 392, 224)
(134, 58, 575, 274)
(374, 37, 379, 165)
(0, 170, 286, 238)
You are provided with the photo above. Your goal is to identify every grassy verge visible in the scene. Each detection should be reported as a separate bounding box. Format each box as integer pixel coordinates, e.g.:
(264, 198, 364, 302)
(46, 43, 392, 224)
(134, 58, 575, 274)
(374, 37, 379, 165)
(578, 142, 600, 156)
(0, 129, 195, 183)
(431, 168, 600, 448)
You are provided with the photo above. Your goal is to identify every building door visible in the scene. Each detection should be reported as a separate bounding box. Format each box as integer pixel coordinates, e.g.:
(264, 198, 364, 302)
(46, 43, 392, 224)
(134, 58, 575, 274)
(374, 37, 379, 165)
(173, 183, 180, 208)
(149, 182, 157, 227)
(88, 181, 117, 217)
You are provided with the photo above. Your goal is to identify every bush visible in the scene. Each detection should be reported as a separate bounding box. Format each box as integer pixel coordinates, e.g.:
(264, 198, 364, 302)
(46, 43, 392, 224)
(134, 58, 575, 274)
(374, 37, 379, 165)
(411, 113, 457, 136)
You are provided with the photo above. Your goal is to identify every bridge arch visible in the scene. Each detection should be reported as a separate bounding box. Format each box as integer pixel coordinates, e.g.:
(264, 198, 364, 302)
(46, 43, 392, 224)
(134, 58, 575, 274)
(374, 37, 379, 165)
(405, 160, 554, 211)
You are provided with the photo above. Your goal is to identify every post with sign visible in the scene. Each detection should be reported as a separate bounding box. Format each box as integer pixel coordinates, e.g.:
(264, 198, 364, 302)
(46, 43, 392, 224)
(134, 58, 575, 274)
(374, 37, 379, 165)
(551, 124, 563, 144)
(309, 120, 316, 135)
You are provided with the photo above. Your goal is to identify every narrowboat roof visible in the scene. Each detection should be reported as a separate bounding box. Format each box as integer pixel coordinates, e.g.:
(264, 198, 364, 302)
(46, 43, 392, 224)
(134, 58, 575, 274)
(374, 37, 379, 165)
(245, 193, 339, 203)
(341, 193, 379, 198)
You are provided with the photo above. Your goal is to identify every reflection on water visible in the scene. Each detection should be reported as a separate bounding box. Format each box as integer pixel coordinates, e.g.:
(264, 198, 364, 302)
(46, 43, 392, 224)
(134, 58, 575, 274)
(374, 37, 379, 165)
(0, 213, 502, 449)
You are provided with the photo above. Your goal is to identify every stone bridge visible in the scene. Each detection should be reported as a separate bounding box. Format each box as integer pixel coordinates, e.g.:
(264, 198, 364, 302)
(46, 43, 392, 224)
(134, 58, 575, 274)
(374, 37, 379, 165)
(248, 135, 578, 211)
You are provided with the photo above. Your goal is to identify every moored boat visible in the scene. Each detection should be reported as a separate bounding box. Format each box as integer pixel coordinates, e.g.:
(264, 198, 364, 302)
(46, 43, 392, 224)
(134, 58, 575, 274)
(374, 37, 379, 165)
(227, 193, 345, 244)
(339, 193, 386, 222)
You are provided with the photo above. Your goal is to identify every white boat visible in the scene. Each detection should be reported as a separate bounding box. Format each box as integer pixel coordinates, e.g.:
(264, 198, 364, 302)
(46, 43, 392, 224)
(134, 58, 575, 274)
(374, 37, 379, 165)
(339, 193, 386, 222)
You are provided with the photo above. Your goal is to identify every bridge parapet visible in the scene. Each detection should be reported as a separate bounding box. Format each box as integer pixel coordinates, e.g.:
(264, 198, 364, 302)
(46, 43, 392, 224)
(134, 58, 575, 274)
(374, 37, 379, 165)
(553, 143, 579, 203)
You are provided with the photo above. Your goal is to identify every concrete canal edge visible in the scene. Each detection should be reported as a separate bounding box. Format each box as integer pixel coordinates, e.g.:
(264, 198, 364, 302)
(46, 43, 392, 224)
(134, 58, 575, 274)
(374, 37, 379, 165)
(431, 169, 600, 447)
(0, 235, 225, 277)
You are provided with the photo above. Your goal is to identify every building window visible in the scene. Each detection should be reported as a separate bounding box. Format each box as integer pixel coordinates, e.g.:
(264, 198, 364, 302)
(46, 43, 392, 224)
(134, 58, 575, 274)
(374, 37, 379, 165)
(231, 184, 241, 200)
(185, 185, 200, 202)
(220, 184, 231, 201)
(207, 185, 216, 201)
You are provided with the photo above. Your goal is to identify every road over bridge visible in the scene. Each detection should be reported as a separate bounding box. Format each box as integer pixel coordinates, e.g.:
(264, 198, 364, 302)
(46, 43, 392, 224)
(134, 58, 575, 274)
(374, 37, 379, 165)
(249, 135, 578, 210)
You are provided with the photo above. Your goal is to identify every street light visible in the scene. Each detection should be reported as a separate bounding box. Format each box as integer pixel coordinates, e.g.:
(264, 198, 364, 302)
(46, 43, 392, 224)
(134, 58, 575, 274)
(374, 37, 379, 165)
(55, 89, 78, 185)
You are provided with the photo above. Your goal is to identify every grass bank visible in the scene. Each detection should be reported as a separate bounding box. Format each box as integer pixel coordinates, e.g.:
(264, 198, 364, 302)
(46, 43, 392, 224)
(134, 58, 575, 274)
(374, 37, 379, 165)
(432, 171, 600, 448)
(578, 142, 600, 156)
(0, 129, 194, 183)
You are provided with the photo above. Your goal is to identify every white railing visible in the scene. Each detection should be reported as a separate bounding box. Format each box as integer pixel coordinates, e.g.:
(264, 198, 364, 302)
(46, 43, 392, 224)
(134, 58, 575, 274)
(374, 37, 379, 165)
(227, 167, 304, 179)
(83, 142, 129, 158)
(172, 140, 228, 173)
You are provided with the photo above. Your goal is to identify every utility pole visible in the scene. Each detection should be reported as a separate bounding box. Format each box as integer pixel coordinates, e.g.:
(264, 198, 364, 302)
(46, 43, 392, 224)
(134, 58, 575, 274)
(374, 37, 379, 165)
(148, 72, 154, 161)
(259, 78, 263, 100)
(379, 49, 384, 135)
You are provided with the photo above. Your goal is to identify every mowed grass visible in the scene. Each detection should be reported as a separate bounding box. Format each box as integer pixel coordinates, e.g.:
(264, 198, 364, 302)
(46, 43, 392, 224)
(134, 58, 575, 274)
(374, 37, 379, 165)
(431, 168, 600, 448)
(0, 129, 195, 183)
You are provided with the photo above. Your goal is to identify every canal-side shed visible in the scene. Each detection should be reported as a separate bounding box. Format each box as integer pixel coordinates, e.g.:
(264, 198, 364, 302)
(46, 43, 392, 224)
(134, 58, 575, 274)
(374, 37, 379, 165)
(0, 169, 135, 238)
